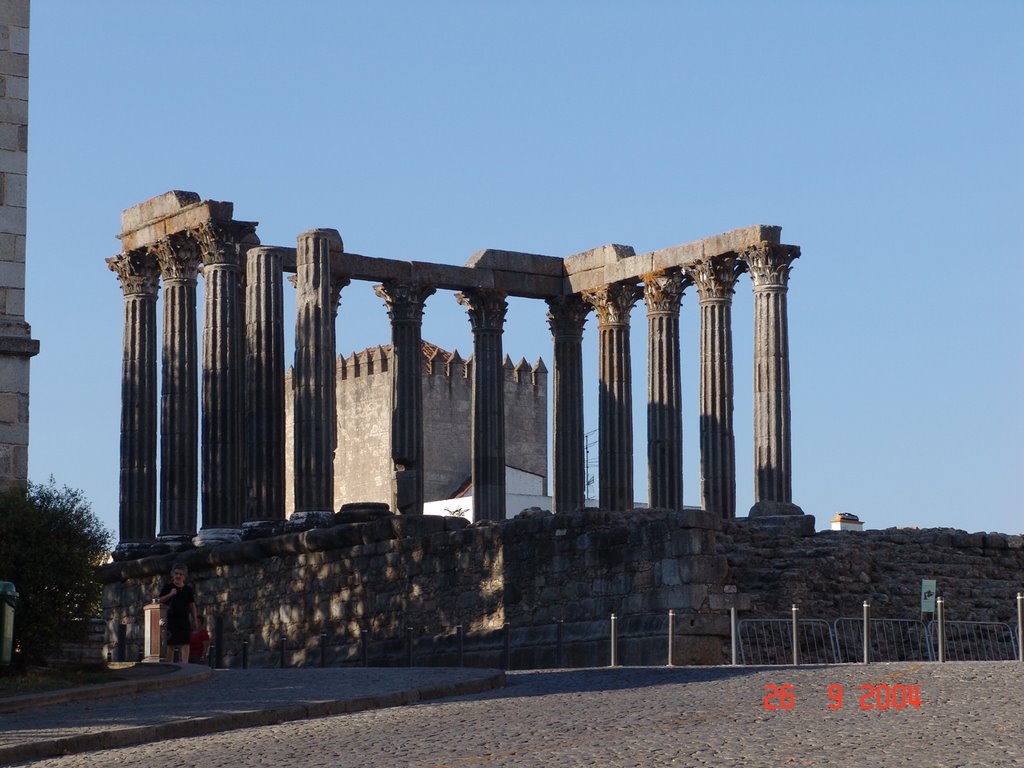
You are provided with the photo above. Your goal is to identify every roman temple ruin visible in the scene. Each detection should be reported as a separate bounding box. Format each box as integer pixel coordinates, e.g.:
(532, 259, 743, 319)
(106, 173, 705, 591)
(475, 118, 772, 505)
(107, 191, 803, 558)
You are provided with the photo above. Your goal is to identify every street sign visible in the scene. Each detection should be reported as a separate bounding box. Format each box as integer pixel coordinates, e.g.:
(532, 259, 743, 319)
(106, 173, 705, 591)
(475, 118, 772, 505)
(921, 579, 937, 613)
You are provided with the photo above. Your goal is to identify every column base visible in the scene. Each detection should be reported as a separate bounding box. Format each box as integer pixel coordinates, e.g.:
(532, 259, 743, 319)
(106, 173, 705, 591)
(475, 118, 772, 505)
(241, 520, 287, 540)
(157, 534, 195, 551)
(192, 528, 241, 547)
(287, 510, 335, 532)
(748, 500, 804, 518)
(112, 541, 163, 562)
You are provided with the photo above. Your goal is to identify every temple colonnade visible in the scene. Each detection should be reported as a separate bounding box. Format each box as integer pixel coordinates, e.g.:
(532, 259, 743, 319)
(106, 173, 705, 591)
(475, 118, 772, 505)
(108, 192, 802, 555)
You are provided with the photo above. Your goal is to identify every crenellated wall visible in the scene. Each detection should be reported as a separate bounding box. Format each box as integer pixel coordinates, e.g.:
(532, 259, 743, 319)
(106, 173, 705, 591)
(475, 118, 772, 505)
(284, 342, 547, 516)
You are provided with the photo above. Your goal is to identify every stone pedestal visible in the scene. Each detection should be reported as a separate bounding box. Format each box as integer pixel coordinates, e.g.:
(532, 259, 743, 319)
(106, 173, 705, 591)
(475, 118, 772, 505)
(457, 289, 508, 522)
(375, 282, 435, 515)
(142, 600, 163, 663)
(583, 282, 642, 512)
(688, 256, 742, 519)
(546, 295, 590, 514)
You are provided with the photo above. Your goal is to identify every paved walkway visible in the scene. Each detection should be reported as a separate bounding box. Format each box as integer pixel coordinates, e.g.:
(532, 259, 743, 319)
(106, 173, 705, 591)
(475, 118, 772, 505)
(0, 665, 504, 765)
(2, 662, 1023, 766)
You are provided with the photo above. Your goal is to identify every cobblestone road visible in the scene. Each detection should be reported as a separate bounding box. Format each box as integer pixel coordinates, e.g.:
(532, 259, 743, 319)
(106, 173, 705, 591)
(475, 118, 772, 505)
(12, 662, 1024, 767)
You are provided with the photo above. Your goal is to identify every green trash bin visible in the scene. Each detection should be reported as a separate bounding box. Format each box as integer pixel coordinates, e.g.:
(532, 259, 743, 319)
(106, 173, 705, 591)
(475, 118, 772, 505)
(0, 581, 17, 666)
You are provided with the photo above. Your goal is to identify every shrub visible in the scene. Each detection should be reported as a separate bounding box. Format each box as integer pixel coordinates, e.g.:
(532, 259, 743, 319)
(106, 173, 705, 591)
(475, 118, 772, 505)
(0, 479, 111, 667)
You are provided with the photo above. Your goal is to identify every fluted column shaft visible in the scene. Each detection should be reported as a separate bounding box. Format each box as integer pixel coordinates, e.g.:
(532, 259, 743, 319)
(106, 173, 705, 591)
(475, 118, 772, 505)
(744, 244, 803, 516)
(688, 256, 743, 519)
(108, 250, 160, 545)
(293, 229, 343, 518)
(245, 247, 285, 523)
(584, 282, 642, 512)
(196, 224, 252, 537)
(546, 295, 590, 514)
(154, 236, 201, 539)
(457, 289, 508, 522)
(643, 271, 690, 512)
(375, 282, 435, 515)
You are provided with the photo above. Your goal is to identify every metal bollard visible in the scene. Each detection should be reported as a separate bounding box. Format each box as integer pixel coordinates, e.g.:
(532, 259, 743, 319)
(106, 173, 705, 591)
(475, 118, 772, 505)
(667, 610, 675, 667)
(863, 601, 871, 665)
(241, 639, 249, 669)
(557, 619, 564, 669)
(503, 622, 511, 670)
(406, 626, 414, 667)
(320, 630, 327, 668)
(361, 624, 368, 667)
(791, 605, 799, 666)
(1017, 593, 1023, 663)
(937, 597, 945, 663)
(610, 613, 618, 667)
(279, 634, 287, 668)
(730, 607, 738, 666)
(457, 624, 464, 668)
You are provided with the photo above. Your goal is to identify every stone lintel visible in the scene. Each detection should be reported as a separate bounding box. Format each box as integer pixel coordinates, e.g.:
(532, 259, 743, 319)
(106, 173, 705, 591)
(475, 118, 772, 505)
(464, 248, 565, 278)
(118, 200, 239, 251)
(564, 226, 785, 294)
(277, 248, 564, 299)
(120, 191, 202, 233)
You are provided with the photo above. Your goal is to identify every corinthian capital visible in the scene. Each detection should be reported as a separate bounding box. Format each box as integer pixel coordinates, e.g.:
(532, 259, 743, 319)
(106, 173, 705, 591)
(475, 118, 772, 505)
(107, 250, 160, 297)
(545, 294, 591, 338)
(190, 220, 260, 268)
(642, 270, 692, 314)
(151, 234, 201, 283)
(374, 282, 436, 324)
(742, 243, 800, 290)
(582, 281, 642, 326)
(686, 255, 744, 302)
(456, 288, 508, 332)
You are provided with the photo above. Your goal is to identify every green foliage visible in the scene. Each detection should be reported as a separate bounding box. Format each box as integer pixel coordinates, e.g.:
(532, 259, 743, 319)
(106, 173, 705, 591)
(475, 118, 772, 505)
(0, 478, 111, 667)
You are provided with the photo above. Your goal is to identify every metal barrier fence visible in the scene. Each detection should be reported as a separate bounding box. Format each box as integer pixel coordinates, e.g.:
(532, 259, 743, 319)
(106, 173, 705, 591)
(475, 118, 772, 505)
(193, 593, 1024, 669)
(737, 618, 837, 665)
(926, 620, 1019, 662)
(833, 617, 932, 663)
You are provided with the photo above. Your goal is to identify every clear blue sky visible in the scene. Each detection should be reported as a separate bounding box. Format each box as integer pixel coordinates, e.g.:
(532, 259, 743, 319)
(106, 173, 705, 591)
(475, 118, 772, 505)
(24, 2, 1023, 539)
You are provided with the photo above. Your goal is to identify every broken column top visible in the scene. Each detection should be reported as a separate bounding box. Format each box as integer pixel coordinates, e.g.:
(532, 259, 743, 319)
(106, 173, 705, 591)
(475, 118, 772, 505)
(121, 191, 202, 233)
(118, 191, 240, 252)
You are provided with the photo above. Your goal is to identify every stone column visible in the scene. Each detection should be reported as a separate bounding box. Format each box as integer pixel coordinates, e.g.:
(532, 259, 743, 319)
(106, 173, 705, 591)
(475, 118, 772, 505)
(153, 235, 201, 542)
(583, 282, 642, 512)
(743, 243, 803, 517)
(687, 255, 743, 519)
(456, 289, 508, 522)
(545, 294, 590, 514)
(107, 249, 160, 554)
(643, 270, 690, 512)
(244, 246, 286, 529)
(374, 282, 435, 515)
(292, 228, 343, 526)
(191, 222, 256, 545)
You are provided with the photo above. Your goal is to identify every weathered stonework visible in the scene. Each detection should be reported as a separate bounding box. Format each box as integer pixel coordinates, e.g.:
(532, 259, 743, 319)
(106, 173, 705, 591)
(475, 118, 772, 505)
(720, 519, 1024, 624)
(0, 0, 37, 489)
(101, 509, 728, 667)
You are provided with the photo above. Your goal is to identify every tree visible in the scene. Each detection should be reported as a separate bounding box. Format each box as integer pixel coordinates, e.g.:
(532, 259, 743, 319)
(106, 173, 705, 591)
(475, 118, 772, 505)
(0, 479, 111, 667)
